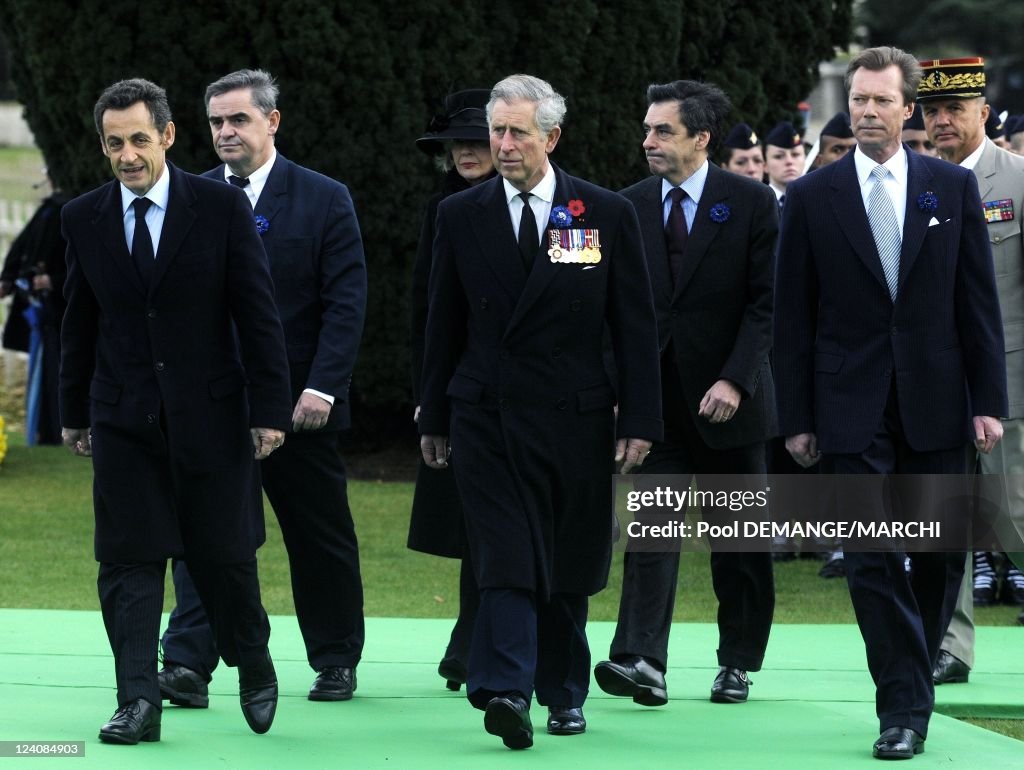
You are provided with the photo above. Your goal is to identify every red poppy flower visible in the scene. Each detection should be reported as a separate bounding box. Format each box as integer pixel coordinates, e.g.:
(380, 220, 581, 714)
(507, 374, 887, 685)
(567, 199, 586, 217)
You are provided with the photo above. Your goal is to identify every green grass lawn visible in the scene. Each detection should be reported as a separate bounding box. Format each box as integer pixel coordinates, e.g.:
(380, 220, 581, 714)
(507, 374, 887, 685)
(0, 145, 46, 201)
(3, 432, 1023, 626)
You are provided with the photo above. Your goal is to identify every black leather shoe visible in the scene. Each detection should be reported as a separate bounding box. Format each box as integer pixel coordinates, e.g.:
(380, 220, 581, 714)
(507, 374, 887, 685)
(309, 666, 356, 701)
(818, 555, 846, 579)
(99, 698, 161, 744)
(932, 650, 969, 685)
(238, 654, 278, 734)
(547, 706, 586, 735)
(593, 656, 668, 706)
(872, 727, 924, 759)
(158, 663, 209, 708)
(710, 666, 750, 703)
(1002, 565, 1024, 605)
(484, 694, 533, 750)
(438, 657, 466, 691)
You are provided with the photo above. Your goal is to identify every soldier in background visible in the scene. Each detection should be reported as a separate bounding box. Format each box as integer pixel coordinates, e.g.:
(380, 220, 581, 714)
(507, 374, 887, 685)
(719, 123, 765, 181)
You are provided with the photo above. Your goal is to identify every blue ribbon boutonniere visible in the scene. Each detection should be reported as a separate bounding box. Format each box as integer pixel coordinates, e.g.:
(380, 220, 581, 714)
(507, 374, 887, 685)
(254, 215, 270, 235)
(917, 191, 938, 213)
(709, 203, 731, 223)
(550, 206, 573, 229)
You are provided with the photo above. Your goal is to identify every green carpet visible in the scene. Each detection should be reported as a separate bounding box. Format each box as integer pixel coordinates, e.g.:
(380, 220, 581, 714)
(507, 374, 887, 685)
(0, 610, 1021, 767)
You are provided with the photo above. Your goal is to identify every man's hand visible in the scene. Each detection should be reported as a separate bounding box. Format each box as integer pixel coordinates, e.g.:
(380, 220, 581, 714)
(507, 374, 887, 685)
(292, 392, 331, 432)
(973, 416, 1003, 455)
(698, 379, 741, 423)
(413, 405, 421, 424)
(785, 432, 820, 468)
(615, 437, 652, 474)
(251, 427, 285, 460)
(32, 273, 52, 292)
(421, 434, 450, 469)
(62, 427, 92, 457)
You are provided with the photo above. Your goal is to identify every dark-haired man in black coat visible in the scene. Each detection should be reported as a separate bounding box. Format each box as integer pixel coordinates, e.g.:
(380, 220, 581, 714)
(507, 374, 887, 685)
(60, 78, 291, 744)
(595, 79, 778, 709)
(774, 47, 1007, 759)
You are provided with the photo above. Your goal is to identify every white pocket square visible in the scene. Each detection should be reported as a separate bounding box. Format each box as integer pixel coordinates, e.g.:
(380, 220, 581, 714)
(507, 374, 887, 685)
(582, 265, 598, 270)
(928, 217, 940, 227)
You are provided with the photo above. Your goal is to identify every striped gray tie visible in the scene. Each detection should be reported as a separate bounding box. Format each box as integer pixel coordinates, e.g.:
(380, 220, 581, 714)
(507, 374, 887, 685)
(867, 165, 901, 300)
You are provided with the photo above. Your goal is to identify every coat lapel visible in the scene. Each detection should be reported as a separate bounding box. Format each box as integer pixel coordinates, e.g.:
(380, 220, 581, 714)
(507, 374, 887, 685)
(673, 164, 729, 301)
(971, 138, 997, 201)
(467, 175, 527, 301)
(897, 149, 935, 293)
(254, 154, 288, 223)
(150, 164, 197, 293)
(829, 153, 890, 294)
(91, 180, 146, 297)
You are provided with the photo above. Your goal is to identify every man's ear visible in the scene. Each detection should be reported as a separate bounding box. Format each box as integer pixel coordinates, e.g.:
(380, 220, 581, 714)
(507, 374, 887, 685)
(162, 120, 176, 150)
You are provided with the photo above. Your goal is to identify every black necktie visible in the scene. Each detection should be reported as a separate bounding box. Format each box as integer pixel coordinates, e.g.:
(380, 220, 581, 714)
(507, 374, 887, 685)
(517, 192, 538, 272)
(131, 197, 154, 286)
(665, 187, 688, 285)
(228, 175, 250, 188)
(778, 194, 785, 211)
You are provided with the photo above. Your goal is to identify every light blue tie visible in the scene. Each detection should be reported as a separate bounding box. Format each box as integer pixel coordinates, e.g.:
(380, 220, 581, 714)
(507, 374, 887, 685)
(867, 165, 901, 300)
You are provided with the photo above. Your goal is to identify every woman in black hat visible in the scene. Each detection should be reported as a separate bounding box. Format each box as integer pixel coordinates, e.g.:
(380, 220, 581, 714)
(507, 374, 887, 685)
(407, 89, 496, 690)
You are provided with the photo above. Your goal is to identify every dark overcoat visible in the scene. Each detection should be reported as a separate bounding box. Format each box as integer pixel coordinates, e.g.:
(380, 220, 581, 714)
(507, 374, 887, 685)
(59, 163, 292, 563)
(418, 165, 663, 596)
(408, 170, 475, 558)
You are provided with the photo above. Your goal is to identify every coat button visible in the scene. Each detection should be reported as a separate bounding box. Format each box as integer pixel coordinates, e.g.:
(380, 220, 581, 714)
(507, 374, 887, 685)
(146, 414, 156, 424)
(552, 347, 562, 358)
(556, 398, 568, 410)
(570, 300, 581, 312)
(146, 309, 157, 319)
(993, 236, 1002, 244)
(480, 298, 489, 309)
(499, 398, 510, 411)
(154, 361, 165, 372)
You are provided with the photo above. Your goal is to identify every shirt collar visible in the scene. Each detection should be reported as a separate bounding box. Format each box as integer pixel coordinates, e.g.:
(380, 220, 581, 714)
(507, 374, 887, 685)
(120, 162, 170, 214)
(223, 149, 276, 190)
(502, 162, 556, 205)
(959, 139, 987, 171)
(660, 159, 709, 204)
(854, 145, 907, 187)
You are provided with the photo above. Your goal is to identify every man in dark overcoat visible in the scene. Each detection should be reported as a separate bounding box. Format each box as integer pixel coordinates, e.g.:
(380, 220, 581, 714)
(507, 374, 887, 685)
(419, 74, 662, 750)
(59, 78, 292, 744)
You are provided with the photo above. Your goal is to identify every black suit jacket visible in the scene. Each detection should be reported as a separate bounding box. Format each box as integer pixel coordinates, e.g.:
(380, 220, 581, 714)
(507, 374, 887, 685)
(621, 165, 778, 449)
(59, 163, 292, 562)
(205, 155, 367, 431)
(774, 149, 1007, 454)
